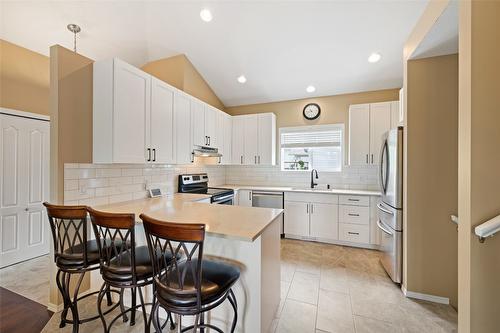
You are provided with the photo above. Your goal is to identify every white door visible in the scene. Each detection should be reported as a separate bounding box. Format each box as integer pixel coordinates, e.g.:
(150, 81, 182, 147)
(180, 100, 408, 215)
(174, 93, 192, 164)
(348, 104, 370, 165)
(204, 106, 217, 147)
(238, 190, 253, 207)
(284, 201, 310, 237)
(244, 115, 259, 165)
(150, 78, 175, 164)
(257, 113, 275, 165)
(0, 114, 50, 268)
(191, 99, 206, 147)
(369, 102, 391, 165)
(310, 203, 338, 240)
(222, 114, 232, 164)
(113, 59, 150, 163)
(232, 116, 245, 165)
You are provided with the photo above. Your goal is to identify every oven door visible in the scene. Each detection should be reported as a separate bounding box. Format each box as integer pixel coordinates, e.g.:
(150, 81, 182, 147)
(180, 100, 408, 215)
(212, 194, 234, 205)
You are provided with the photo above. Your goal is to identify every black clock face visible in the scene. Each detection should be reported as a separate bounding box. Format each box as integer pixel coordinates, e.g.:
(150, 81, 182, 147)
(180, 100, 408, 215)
(303, 103, 321, 120)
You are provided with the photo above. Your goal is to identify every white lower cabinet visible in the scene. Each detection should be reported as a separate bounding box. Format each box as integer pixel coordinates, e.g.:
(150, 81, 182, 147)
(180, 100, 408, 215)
(284, 192, 379, 249)
(284, 193, 339, 241)
(284, 201, 310, 236)
(238, 190, 253, 207)
(310, 203, 338, 239)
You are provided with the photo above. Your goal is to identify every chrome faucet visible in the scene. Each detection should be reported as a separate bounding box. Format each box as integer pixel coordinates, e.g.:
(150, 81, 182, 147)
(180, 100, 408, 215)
(310, 169, 319, 189)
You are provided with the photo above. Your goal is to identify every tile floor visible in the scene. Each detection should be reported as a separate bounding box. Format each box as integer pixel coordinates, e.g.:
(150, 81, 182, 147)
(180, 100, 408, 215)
(0, 254, 50, 306)
(0, 240, 458, 332)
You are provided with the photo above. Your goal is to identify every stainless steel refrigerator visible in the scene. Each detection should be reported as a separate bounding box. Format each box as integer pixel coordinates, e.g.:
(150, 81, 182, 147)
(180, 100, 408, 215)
(377, 127, 403, 283)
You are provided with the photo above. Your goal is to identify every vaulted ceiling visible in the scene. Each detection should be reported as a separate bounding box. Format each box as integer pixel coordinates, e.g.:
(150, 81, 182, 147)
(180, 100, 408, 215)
(1, 1, 428, 106)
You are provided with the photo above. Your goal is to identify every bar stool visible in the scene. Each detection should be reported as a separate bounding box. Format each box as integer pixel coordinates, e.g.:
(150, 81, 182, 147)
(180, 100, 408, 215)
(140, 213, 240, 333)
(87, 207, 177, 333)
(43, 203, 121, 333)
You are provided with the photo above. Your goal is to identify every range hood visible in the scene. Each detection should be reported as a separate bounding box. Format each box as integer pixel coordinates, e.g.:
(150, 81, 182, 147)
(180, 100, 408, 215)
(192, 145, 222, 158)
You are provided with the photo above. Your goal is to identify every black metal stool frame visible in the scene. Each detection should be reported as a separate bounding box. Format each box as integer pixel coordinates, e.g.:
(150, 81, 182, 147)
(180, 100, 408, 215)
(141, 214, 238, 333)
(44, 202, 122, 333)
(88, 207, 168, 333)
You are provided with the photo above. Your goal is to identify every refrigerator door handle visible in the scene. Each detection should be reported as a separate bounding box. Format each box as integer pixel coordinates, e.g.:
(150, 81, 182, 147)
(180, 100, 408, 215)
(377, 202, 394, 215)
(379, 139, 389, 194)
(377, 219, 394, 235)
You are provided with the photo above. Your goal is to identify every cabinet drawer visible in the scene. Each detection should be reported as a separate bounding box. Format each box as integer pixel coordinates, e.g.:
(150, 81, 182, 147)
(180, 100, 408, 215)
(339, 223, 370, 244)
(339, 205, 369, 225)
(339, 195, 369, 206)
(285, 192, 338, 204)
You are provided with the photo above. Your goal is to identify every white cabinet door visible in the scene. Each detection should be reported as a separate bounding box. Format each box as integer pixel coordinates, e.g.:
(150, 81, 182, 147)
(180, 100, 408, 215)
(284, 201, 310, 237)
(174, 93, 192, 164)
(257, 113, 276, 165)
(310, 203, 338, 240)
(238, 190, 253, 207)
(348, 104, 370, 165)
(232, 116, 245, 165)
(205, 106, 217, 148)
(113, 59, 150, 163)
(191, 99, 206, 147)
(219, 112, 233, 164)
(0, 115, 50, 268)
(244, 115, 259, 165)
(399, 88, 404, 125)
(390, 101, 400, 129)
(369, 102, 391, 165)
(150, 77, 174, 164)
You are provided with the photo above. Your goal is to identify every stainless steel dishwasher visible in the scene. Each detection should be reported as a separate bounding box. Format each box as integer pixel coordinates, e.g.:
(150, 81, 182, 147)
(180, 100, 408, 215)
(251, 191, 284, 236)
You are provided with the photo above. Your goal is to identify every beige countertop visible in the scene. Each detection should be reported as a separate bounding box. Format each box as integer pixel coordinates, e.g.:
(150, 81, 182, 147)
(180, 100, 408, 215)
(94, 193, 283, 242)
(219, 184, 381, 196)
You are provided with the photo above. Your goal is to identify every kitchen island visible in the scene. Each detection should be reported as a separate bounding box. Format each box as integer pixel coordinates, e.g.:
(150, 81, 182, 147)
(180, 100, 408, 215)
(90, 194, 283, 333)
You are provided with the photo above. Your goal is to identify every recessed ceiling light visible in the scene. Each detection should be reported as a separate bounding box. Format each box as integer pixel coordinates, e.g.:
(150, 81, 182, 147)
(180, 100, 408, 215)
(237, 75, 247, 84)
(200, 9, 213, 22)
(368, 52, 382, 63)
(306, 85, 316, 93)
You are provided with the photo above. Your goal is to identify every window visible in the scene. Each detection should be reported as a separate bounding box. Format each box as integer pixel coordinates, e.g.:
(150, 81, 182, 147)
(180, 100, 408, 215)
(280, 124, 343, 172)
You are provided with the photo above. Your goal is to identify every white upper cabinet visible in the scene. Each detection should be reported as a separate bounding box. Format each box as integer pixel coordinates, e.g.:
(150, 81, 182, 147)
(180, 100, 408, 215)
(349, 101, 394, 166)
(348, 104, 370, 166)
(93, 58, 151, 163)
(191, 99, 206, 147)
(217, 111, 232, 164)
(369, 102, 391, 165)
(244, 115, 259, 165)
(390, 101, 401, 129)
(257, 113, 276, 165)
(232, 116, 245, 165)
(150, 77, 175, 164)
(204, 106, 217, 147)
(174, 92, 192, 164)
(232, 113, 276, 166)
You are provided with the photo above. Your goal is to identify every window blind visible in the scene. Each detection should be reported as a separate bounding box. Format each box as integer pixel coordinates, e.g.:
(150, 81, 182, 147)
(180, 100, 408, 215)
(281, 127, 342, 148)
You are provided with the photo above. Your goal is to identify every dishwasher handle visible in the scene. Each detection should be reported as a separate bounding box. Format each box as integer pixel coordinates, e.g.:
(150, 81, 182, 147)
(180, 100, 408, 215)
(251, 191, 284, 197)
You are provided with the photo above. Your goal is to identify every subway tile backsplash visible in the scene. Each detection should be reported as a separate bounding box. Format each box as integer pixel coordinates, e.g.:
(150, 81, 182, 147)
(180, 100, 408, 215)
(63, 163, 225, 206)
(63, 163, 378, 206)
(225, 165, 379, 190)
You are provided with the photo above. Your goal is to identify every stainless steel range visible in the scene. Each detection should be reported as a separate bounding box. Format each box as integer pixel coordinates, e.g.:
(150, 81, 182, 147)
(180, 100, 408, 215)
(178, 173, 234, 205)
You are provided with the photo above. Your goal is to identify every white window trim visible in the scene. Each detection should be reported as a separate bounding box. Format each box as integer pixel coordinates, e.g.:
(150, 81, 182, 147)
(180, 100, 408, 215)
(279, 123, 344, 172)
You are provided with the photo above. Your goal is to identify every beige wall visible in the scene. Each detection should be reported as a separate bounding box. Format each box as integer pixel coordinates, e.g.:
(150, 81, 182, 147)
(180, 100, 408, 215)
(49, 45, 94, 306)
(142, 54, 225, 110)
(226, 89, 399, 162)
(0, 39, 49, 115)
(406, 54, 458, 307)
(458, 1, 500, 332)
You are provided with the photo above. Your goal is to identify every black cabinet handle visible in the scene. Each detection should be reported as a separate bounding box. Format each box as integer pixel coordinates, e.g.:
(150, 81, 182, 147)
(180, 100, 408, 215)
(152, 149, 156, 162)
(348, 232, 360, 235)
(147, 148, 151, 162)
(348, 213, 360, 217)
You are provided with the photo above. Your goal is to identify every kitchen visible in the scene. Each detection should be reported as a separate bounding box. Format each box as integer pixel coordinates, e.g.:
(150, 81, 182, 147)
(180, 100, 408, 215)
(1, 1, 500, 333)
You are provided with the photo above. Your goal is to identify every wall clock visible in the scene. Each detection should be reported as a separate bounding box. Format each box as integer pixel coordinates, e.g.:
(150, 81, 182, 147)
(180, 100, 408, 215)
(303, 103, 321, 120)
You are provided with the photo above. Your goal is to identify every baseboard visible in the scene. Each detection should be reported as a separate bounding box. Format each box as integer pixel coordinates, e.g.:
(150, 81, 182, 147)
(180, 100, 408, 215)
(401, 285, 450, 305)
(47, 302, 63, 312)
